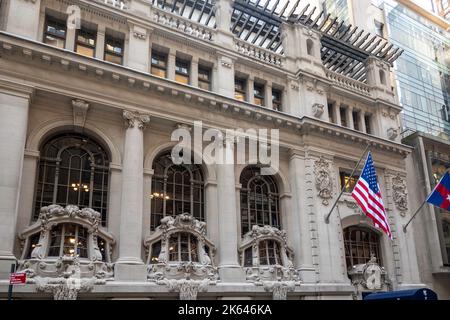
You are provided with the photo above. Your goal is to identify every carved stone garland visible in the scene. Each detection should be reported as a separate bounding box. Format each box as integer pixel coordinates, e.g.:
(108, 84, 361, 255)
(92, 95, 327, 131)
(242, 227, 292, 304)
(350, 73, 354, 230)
(314, 157, 333, 206)
(392, 173, 408, 216)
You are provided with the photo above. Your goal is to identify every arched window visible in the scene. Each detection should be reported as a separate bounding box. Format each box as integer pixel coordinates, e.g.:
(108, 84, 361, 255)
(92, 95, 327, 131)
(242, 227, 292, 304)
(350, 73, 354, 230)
(34, 133, 110, 225)
(168, 232, 199, 262)
(344, 226, 382, 269)
(48, 223, 88, 258)
(151, 152, 204, 230)
(240, 167, 280, 235)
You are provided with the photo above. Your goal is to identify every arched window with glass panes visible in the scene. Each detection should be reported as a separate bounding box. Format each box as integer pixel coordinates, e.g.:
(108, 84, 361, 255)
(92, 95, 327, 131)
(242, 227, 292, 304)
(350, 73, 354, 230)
(34, 133, 110, 225)
(344, 226, 382, 270)
(150, 152, 205, 230)
(240, 166, 280, 235)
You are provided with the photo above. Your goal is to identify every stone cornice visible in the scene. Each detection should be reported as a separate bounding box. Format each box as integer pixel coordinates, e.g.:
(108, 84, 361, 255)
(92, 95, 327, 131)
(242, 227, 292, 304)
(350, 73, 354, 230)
(0, 32, 411, 157)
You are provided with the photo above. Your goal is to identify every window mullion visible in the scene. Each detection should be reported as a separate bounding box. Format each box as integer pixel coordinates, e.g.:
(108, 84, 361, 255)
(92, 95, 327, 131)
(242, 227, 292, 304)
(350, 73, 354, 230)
(59, 224, 65, 257)
(53, 160, 60, 203)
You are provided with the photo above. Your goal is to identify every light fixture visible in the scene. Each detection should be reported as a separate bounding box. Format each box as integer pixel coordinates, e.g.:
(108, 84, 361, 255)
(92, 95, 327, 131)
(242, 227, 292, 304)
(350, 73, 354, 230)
(169, 246, 174, 251)
(71, 183, 89, 192)
(69, 238, 76, 244)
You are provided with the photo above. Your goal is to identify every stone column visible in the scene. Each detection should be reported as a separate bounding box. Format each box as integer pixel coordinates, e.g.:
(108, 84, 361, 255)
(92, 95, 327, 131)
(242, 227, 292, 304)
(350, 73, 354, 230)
(216, 54, 235, 98)
(347, 106, 354, 130)
(246, 76, 254, 104)
(167, 50, 176, 81)
(288, 150, 316, 283)
(216, 137, 244, 282)
(115, 110, 150, 281)
(334, 103, 341, 126)
(265, 82, 273, 109)
(95, 25, 106, 60)
(0, 88, 32, 279)
(5, 0, 41, 40)
(65, 26, 76, 52)
(190, 57, 199, 87)
(359, 110, 366, 133)
(127, 23, 151, 72)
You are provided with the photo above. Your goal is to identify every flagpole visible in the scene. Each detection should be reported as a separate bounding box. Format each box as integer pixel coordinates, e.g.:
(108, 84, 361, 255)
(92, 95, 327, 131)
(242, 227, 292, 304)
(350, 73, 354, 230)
(325, 143, 371, 224)
(403, 168, 450, 233)
(402, 199, 428, 233)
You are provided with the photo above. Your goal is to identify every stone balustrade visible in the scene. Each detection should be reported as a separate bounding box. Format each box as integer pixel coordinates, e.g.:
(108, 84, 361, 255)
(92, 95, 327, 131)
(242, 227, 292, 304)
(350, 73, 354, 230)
(325, 70, 372, 97)
(234, 39, 284, 67)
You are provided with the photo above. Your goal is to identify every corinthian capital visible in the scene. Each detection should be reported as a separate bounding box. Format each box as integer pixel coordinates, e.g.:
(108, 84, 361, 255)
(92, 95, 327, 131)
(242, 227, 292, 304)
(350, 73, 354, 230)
(123, 110, 150, 130)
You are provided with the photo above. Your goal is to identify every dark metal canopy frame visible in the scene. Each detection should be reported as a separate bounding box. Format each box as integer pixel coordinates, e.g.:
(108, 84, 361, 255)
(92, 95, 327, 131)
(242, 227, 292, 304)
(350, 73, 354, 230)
(152, 0, 403, 83)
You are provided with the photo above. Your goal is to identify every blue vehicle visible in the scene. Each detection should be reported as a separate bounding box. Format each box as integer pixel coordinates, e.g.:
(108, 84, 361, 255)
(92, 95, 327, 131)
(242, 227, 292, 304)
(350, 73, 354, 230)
(363, 288, 438, 300)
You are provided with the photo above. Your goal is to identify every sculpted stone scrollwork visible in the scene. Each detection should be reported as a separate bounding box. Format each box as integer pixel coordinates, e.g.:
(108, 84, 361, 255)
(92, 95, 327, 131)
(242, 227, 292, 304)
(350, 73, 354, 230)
(123, 110, 150, 129)
(159, 278, 211, 300)
(348, 254, 391, 294)
(17, 205, 115, 299)
(72, 99, 89, 128)
(239, 225, 300, 286)
(145, 214, 218, 299)
(387, 127, 398, 140)
(314, 157, 333, 206)
(392, 173, 408, 215)
(260, 281, 296, 300)
(312, 103, 324, 118)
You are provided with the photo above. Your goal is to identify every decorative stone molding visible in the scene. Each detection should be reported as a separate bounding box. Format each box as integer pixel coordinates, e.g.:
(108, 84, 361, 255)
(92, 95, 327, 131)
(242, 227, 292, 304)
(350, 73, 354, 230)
(123, 110, 150, 129)
(260, 281, 296, 300)
(314, 157, 333, 206)
(392, 173, 408, 215)
(17, 205, 115, 284)
(145, 213, 219, 282)
(348, 254, 391, 293)
(239, 225, 300, 283)
(220, 57, 232, 68)
(387, 127, 398, 140)
(132, 25, 147, 40)
(158, 278, 212, 300)
(72, 99, 89, 128)
(32, 256, 107, 300)
(312, 103, 324, 119)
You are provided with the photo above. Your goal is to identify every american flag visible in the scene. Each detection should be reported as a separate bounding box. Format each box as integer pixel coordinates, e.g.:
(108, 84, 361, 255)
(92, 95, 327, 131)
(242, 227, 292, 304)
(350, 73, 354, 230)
(351, 152, 392, 239)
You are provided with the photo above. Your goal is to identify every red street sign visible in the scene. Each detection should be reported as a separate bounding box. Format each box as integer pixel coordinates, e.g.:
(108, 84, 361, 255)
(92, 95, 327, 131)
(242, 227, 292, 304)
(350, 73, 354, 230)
(9, 273, 26, 285)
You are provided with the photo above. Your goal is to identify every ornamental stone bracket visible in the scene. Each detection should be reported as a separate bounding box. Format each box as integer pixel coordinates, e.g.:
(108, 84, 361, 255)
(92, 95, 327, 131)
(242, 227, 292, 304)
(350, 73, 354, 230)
(72, 99, 89, 128)
(314, 157, 333, 206)
(392, 173, 408, 216)
(348, 254, 392, 297)
(31, 257, 107, 300)
(145, 213, 219, 282)
(258, 280, 297, 300)
(157, 278, 213, 300)
(387, 127, 399, 141)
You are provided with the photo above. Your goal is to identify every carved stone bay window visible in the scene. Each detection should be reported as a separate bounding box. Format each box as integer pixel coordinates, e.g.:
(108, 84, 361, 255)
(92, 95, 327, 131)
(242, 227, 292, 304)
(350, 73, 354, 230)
(239, 225, 299, 283)
(17, 204, 115, 299)
(145, 213, 218, 282)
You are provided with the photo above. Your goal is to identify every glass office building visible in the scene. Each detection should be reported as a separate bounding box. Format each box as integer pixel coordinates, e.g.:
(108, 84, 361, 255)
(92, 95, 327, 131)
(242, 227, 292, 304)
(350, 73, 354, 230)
(322, 0, 351, 23)
(383, 0, 450, 138)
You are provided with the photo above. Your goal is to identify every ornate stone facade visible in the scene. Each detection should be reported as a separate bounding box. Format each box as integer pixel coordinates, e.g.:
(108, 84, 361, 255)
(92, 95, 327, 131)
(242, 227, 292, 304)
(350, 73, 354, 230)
(392, 173, 408, 215)
(314, 157, 333, 206)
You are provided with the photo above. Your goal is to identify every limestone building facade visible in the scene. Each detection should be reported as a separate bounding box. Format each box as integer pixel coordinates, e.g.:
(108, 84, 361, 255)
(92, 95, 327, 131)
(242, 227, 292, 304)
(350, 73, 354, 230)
(0, 0, 425, 299)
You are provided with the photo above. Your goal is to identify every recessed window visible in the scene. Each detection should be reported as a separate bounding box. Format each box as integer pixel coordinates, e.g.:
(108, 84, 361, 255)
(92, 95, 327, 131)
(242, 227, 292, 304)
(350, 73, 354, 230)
(34, 133, 110, 225)
(272, 89, 282, 111)
(339, 170, 360, 193)
(254, 83, 265, 106)
(168, 233, 198, 262)
(43, 16, 66, 49)
(198, 66, 211, 90)
(150, 240, 162, 264)
(259, 240, 282, 266)
(235, 78, 246, 101)
(151, 152, 204, 230)
(328, 103, 334, 123)
(76, 27, 96, 58)
(151, 51, 167, 78)
(48, 224, 88, 258)
(175, 58, 190, 84)
(365, 114, 372, 134)
(353, 111, 359, 131)
(240, 167, 280, 235)
(340, 107, 348, 127)
(104, 34, 124, 65)
(25, 233, 41, 259)
(344, 226, 382, 269)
